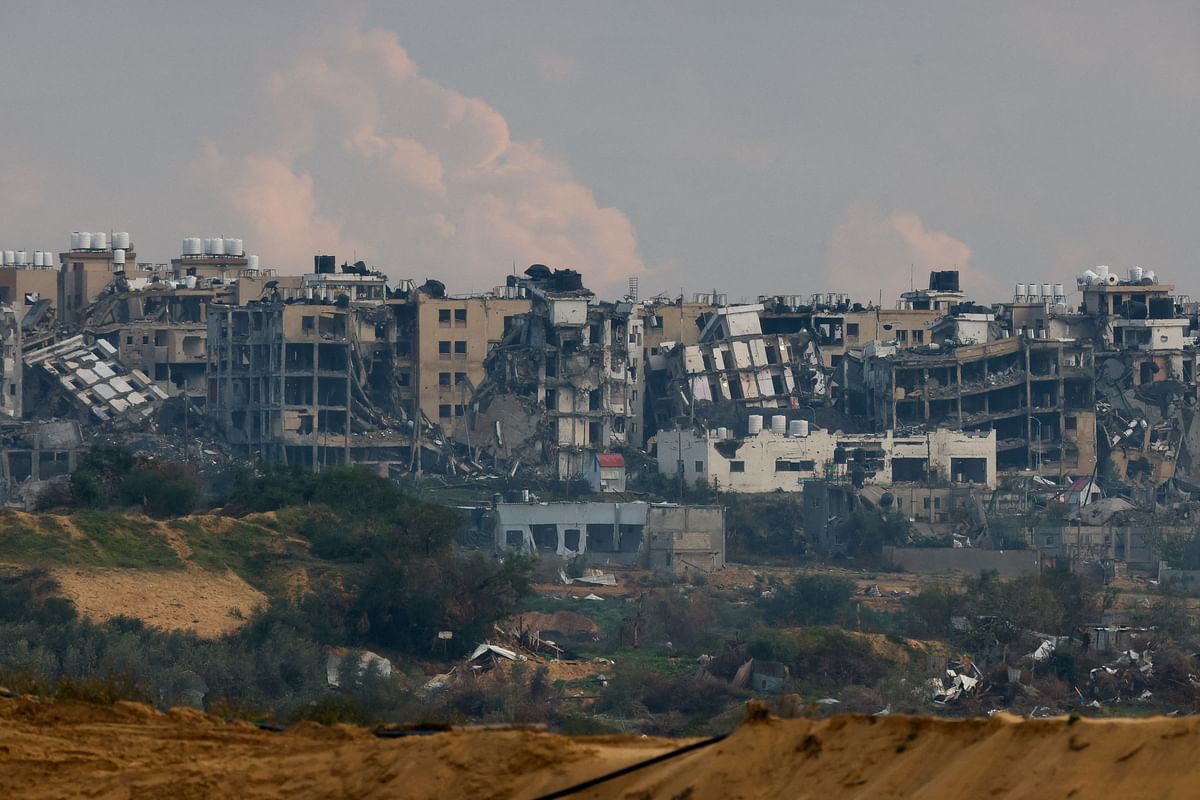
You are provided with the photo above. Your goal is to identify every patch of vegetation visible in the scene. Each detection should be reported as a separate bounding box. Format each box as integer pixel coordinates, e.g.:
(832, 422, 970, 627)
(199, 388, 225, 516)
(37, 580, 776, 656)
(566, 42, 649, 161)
(71, 511, 182, 569)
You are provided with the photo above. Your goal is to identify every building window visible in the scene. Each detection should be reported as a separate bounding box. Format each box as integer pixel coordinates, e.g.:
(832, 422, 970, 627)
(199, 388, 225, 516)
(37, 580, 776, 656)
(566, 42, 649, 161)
(453, 340, 467, 354)
(454, 372, 467, 384)
(438, 372, 451, 386)
(897, 330, 907, 343)
(846, 323, 859, 337)
(302, 316, 315, 333)
(1065, 416, 1077, 431)
(730, 461, 745, 472)
(694, 460, 705, 473)
(774, 460, 813, 472)
(125, 336, 133, 345)
(438, 340, 450, 359)
(397, 370, 411, 387)
(142, 336, 149, 345)
(438, 404, 451, 418)
(454, 308, 467, 325)
(438, 309, 451, 325)
(912, 330, 925, 343)
(454, 404, 465, 416)
(632, 390, 638, 401)
(923, 497, 931, 509)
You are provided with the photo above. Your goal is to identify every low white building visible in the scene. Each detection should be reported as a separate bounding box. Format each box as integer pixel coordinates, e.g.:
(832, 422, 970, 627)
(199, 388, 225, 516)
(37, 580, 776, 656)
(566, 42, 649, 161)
(589, 453, 627, 493)
(657, 419, 996, 492)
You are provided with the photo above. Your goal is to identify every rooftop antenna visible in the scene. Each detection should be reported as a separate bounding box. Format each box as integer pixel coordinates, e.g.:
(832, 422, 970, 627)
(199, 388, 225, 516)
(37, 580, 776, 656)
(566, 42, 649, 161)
(910, 264, 914, 292)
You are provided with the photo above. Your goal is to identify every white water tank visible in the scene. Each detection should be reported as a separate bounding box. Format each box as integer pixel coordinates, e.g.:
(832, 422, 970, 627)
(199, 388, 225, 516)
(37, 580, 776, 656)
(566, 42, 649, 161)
(770, 415, 787, 435)
(1054, 284, 1064, 298)
(1105, 273, 1120, 286)
(716, 427, 729, 440)
(1015, 283, 1027, 300)
(1096, 265, 1110, 279)
(112, 249, 125, 266)
(1129, 266, 1144, 282)
(1041, 283, 1052, 298)
(112, 231, 130, 250)
(32, 251, 43, 267)
(224, 237, 243, 256)
(747, 415, 763, 435)
(92, 232, 108, 250)
(78, 232, 92, 250)
(1028, 284, 1041, 298)
(1145, 270, 1157, 284)
(247, 254, 259, 270)
(1078, 269, 1098, 286)
(209, 237, 225, 256)
(185, 275, 197, 289)
(70, 232, 81, 251)
(2, 251, 12, 266)
(15, 250, 27, 266)
(788, 420, 803, 437)
(186, 237, 204, 256)
(797, 419, 810, 437)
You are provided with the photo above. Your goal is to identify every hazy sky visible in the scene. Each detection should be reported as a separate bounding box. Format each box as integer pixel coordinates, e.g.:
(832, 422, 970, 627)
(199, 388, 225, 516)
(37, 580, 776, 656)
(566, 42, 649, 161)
(1, 2, 1197, 303)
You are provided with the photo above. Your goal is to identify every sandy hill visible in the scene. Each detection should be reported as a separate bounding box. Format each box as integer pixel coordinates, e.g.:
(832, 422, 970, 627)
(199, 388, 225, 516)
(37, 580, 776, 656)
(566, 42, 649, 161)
(0, 510, 305, 637)
(1, 696, 1197, 799)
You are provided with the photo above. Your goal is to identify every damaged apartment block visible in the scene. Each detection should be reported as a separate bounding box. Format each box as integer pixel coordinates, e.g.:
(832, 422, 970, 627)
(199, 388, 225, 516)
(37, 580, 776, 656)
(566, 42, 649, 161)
(465, 265, 643, 479)
(206, 256, 418, 473)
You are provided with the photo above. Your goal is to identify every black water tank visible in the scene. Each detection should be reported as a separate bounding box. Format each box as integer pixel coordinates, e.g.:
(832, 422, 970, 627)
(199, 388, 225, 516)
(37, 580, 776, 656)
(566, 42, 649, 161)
(1148, 298, 1174, 319)
(315, 255, 336, 274)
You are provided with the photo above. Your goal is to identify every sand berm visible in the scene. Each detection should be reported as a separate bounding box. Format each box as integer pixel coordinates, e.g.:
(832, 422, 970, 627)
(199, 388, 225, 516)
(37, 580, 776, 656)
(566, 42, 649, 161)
(1, 697, 1197, 798)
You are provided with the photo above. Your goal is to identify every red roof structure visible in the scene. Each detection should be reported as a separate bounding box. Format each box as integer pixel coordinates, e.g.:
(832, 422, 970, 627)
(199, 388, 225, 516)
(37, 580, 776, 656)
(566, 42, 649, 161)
(595, 453, 625, 468)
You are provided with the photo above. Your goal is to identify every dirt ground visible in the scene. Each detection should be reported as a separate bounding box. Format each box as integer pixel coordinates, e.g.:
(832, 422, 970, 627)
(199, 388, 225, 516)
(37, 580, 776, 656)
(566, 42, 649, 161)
(3, 697, 1200, 799)
(51, 567, 267, 638)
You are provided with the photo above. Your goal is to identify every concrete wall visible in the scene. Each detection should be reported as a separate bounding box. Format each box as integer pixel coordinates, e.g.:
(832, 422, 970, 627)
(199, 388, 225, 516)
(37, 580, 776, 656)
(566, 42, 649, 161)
(882, 546, 1040, 578)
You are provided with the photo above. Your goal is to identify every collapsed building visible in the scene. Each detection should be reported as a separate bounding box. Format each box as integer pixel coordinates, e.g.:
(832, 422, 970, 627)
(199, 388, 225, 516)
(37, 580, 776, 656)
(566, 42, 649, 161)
(463, 266, 642, 478)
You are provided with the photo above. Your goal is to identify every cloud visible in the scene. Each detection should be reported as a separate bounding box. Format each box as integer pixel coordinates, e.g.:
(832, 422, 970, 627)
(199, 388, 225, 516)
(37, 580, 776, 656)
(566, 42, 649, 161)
(202, 26, 643, 293)
(827, 207, 995, 305)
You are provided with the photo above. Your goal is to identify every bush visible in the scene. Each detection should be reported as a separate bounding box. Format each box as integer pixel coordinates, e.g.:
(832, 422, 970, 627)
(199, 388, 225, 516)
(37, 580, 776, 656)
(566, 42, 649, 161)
(762, 574, 855, 627)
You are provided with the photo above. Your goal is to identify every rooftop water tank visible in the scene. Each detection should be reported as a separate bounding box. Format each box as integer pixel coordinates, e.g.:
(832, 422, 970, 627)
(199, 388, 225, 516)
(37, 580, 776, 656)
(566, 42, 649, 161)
(797, 419, 810, 437)
(247, 254, 259, 270)
(185, 275, 197, 289)
(716, 427, 728, 440)
(788, 420, 805, 437)
(78, 232, 92, 250)
(112, 231, 130, 250)
(1105, 273, 1120, 286)
(3, 251, 13, 266)
(747, 415, 763, 435)
(224, 237, 243, 256)
(70, 232, 81, 251)
(1078, 269, 1099, 286)
(92, 232, 108, 250)
(112, 249, 125, 266)
(1015, 283, 1027, 300)
(1129, 266, 1144, 282)
(1096, 265, 1110, 278)
(15, 250, 27, 266)
(33, 251, 43, 267)
(770, 415, 787, 435)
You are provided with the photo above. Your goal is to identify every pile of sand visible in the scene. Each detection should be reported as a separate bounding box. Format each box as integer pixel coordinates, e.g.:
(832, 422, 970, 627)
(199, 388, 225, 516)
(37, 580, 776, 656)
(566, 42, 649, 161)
(2, 696, 1198, 798)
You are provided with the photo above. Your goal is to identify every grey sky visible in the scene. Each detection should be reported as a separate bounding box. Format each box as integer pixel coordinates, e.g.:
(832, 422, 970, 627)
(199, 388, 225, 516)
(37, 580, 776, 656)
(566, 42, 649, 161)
(1, 2, 1196, 304)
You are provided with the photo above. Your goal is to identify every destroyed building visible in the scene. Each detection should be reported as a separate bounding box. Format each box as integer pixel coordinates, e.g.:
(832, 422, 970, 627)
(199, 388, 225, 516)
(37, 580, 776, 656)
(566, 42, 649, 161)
(205, 297, 415, 472)
(846, 335, 1098, 477)
(463, 266, 642, 479)
(25, 335, 167, 426)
